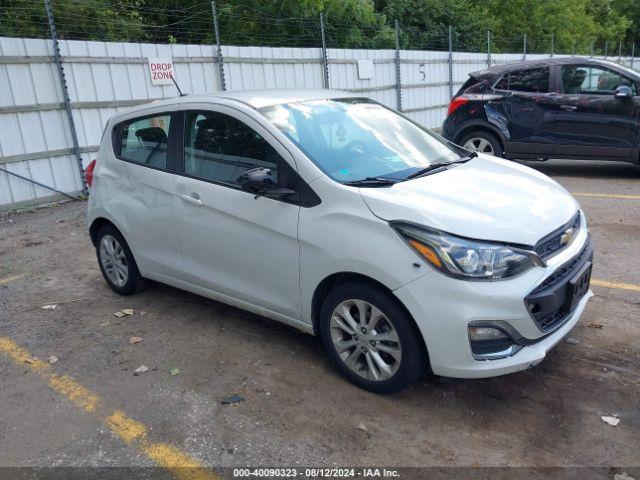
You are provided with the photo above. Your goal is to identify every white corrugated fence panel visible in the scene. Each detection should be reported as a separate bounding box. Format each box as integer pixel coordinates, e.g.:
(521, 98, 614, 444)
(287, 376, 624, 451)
(0, 36, 226, 208)
(327, 48, 397, 109)
(4, 35, 636, 209)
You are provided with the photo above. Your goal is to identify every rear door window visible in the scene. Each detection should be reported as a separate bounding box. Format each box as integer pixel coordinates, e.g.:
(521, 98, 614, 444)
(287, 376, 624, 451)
(117, 114, 171, 169)
(561, 65, 636, 95)
(494, 67, 549, 93)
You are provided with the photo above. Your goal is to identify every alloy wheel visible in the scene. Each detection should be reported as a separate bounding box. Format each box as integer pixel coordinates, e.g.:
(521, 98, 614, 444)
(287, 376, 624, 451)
(463, 137, 494, 154)
(329, 299, 402, 381)
(99, 234, 129, 287)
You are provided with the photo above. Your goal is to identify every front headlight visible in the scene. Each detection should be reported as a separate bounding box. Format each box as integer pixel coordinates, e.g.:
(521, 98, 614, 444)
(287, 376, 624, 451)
(392, 222, 542, 280)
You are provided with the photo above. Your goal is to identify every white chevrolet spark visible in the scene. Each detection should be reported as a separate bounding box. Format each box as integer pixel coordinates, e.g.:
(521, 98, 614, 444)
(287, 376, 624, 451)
(87, 89, 593, 393)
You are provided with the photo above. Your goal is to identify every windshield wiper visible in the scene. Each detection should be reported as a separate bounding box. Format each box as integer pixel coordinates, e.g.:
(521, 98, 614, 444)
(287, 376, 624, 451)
(344, 176, 399, 187)
(405, 152, 477, 180)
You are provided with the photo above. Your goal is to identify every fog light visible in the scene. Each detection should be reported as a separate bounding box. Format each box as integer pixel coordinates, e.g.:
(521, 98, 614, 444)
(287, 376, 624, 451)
(468, 326, 509, 341)
(468, 325, 520, 359)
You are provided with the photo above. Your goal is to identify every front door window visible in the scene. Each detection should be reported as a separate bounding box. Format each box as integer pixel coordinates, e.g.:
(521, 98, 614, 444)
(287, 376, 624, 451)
(561, 65, 636, 95)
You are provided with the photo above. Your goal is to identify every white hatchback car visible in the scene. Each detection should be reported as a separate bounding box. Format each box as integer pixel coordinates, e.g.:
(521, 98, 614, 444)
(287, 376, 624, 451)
(87, 89, 593, 393)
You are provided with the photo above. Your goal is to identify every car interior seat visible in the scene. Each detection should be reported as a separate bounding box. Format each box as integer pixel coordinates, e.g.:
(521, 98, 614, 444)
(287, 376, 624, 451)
(563, 68, 587, 94)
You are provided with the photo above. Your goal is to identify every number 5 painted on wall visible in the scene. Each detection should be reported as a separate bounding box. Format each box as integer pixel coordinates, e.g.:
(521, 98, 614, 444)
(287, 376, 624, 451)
(419, 64, 426, 81)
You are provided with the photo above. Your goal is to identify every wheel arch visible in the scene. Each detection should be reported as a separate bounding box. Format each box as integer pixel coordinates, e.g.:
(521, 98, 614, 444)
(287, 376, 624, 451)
(89, 217, 121, 246)
(310, 271, 430, 365)
(454, 122, 507, 156)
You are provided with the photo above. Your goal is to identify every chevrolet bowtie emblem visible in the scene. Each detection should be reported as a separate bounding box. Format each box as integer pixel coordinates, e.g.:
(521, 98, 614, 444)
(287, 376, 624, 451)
(560, 227, 575, 246)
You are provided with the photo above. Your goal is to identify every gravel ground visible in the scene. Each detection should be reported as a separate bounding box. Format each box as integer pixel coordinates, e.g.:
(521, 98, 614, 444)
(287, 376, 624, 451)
(0, 159, 639, 472)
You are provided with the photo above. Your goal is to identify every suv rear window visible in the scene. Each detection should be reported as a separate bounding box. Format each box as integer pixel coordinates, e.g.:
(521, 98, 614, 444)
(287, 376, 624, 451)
(455, 75, 492, 96)
(494, 67, 549, 93)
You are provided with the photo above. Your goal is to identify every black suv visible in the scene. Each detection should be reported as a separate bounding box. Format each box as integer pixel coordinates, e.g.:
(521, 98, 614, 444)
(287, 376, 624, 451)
(442, 57, 640, 163)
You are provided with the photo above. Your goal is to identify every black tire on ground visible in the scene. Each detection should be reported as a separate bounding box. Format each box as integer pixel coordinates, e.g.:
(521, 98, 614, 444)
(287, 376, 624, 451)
(95, 224, 144, 296)
(459, 130, 503, 157)
(319, 282, 426, 394)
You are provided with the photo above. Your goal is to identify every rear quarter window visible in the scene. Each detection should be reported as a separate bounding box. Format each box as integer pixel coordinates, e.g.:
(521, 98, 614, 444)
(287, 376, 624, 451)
(494, 67, 549, 93)
(455, 75, 492, 96)
(113, 114, 171, 169)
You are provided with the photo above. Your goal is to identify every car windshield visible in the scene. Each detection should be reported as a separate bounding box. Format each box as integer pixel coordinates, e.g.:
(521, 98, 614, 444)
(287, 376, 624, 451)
(259, 98, 460, 183)
(604, 62, 640, 81)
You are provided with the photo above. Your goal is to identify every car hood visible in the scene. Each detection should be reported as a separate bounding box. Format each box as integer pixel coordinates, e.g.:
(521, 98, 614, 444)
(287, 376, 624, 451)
(359, 155, 579, 246)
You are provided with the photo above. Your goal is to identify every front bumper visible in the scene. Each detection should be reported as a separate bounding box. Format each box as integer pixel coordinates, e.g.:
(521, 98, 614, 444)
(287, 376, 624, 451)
(393, 225, 593, 379)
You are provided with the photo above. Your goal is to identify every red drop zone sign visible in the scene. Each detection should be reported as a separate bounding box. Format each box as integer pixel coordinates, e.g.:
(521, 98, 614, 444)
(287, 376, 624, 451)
(148, 58, 175, 85)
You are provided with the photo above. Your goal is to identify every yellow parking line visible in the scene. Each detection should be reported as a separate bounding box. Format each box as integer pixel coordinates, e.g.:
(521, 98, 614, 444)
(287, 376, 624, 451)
(106, 410, 215, 480)
(0, 336, 219, 480)
(49, 374, 101, 413)
(0, 274, 24, 285)
(572, 192, 640, 200)
(592, 278, 640, 293)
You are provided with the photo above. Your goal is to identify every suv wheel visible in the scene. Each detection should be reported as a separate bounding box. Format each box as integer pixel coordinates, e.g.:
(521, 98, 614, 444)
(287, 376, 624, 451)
(319, 282, 425, 394)
(95, 224, 144, 296)
(460, 130, 502, 157)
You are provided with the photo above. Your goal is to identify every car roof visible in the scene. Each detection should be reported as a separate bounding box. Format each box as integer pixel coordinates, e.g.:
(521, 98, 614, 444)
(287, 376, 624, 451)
(470, 56, 637, 77)
(197, 89, 360, 108)
(116, 88, 360, 119)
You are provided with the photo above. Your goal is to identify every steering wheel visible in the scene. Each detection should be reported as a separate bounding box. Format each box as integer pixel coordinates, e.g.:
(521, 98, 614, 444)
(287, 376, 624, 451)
(342, 140, 369, 156)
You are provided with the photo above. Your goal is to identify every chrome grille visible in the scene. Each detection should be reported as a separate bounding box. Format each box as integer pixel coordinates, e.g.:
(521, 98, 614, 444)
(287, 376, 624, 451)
(534, 212, 581, 260)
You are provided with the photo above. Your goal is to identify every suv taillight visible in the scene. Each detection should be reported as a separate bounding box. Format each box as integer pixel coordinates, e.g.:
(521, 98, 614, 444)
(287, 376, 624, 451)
(86, 159, 97, 188)
(447, 96, 469, 117)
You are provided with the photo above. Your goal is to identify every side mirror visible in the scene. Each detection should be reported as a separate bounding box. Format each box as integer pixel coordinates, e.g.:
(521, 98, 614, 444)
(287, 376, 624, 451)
(614, 85, 633, 99)
(237, 167, 295, 199)
(237, 167, 274, 190)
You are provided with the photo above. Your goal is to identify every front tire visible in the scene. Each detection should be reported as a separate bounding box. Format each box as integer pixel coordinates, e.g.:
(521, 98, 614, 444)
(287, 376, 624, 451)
(319, 282, 425, 394)
(460, 130, 503, 157)
(95, 224, 144, 296)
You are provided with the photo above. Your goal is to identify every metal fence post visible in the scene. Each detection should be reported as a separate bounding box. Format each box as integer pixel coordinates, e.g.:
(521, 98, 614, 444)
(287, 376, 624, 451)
(632, 43, 635, 69)
(604, 40, 608, 59)
(550, 33, 554, 58)
(523, 33, 527, 61)
(320, 13, 330, 89)
(395, 20, 402, 110)
(571, 41, 575, 56)
(486, 30, 491, 67)
(618, 41, 622, 64)
(44, 0, 87, 195)
(448, 25, 453, 100)
(590, 40, 594, 57)
(211, 0, 226, 91)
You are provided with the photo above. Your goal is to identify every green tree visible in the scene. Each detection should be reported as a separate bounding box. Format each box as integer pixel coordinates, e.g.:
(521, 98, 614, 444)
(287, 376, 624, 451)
(378, 0, 493, 51)
(474, 0, 630, 54)
(0, 0, 637, 53)
(0, 0, 147, 42)
(214, 0, 393, 48)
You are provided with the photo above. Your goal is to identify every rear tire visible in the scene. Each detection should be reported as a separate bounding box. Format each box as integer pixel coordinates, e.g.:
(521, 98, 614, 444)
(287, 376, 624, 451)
(95, 224, 144, 296)
(319, 282, 426, 394)
(460, 130, 503, 157)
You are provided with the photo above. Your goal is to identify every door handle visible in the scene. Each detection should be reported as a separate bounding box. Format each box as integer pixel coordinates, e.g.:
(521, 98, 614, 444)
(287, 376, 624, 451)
(560, 104, 577, 111)
(180, 192, 202, 205)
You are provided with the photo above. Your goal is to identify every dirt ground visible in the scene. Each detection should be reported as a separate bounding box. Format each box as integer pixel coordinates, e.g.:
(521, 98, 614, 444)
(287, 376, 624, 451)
(0, 160, 639, 473)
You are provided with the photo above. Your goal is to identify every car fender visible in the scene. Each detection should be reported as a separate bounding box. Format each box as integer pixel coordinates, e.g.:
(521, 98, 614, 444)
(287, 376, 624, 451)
(633, 142, 640, 164)
(484, 104, 511, 142)
(454, 116, 510, 148)
(87, 206, 129, 245)
(298, 176, 429, 324)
